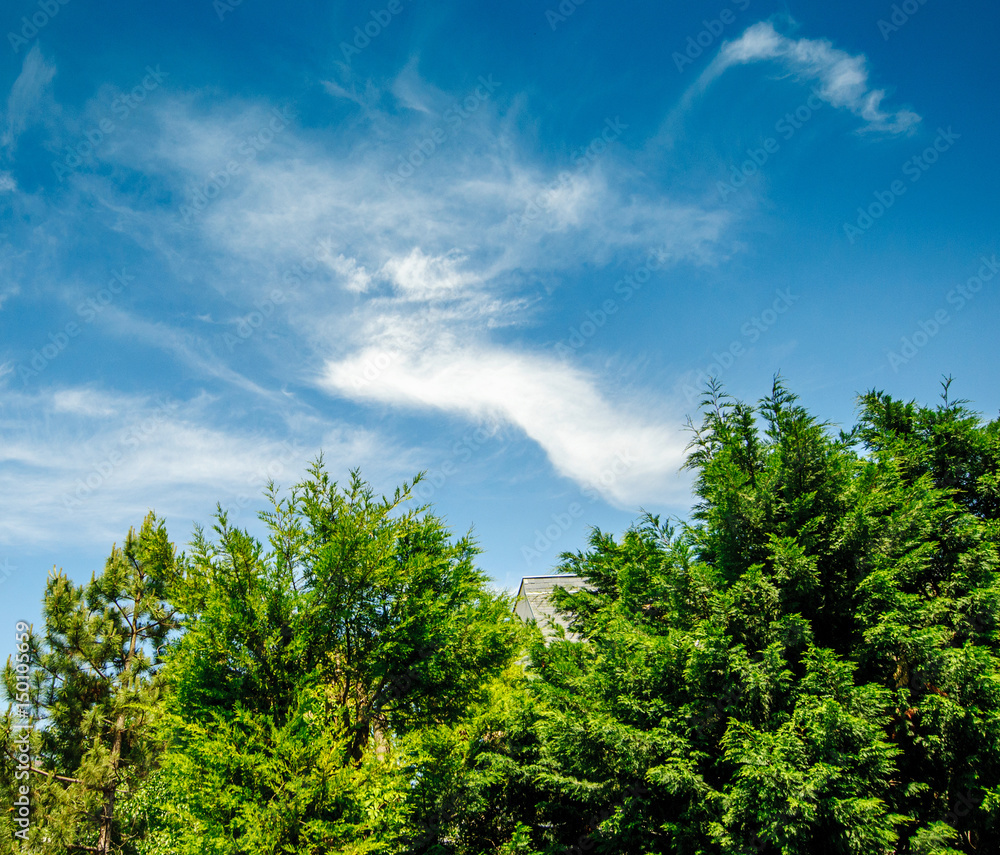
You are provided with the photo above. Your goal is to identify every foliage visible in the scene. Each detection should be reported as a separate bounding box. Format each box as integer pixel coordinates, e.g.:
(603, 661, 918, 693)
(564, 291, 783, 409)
(455, 379, 1000, 854)
(160, 462, 523, 854)
(3, 382, 998, 855)
(1, 513, 181, 854)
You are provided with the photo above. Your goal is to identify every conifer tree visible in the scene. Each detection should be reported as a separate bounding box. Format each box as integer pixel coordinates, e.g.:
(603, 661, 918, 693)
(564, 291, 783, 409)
(454, 379, 999, 854)
(1, 513, 181, 854)
(161, 463, 522, 853)
(3, 383, 995, 855)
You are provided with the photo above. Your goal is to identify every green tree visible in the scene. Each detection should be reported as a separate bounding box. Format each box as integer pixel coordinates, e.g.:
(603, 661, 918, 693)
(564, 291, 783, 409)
(4, 382, 996, 855)
(1, 512, 181, 855)
(851, 380, 1000, 853)
(161, 462, 522, 853)
(465, 379, 998, 854)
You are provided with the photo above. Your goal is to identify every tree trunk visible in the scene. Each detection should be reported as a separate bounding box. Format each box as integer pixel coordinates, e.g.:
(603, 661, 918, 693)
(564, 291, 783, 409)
(95, 712, 124, 855)
(98, 588, 139, 855)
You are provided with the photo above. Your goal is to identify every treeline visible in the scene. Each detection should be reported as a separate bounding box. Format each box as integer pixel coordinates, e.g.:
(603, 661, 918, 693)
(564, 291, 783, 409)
(2, 379, 999, 854)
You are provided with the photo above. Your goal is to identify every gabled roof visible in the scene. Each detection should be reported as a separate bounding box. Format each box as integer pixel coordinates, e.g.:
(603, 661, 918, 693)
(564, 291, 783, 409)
(513, 574, 588, 641)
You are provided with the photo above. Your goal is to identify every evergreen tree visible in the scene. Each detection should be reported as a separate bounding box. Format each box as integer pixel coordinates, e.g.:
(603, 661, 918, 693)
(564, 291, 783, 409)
(3, 383, 996, 855)
(1, 513, 181, 854)
(161, 462, 522, 853)
(461, 380, 999, 854)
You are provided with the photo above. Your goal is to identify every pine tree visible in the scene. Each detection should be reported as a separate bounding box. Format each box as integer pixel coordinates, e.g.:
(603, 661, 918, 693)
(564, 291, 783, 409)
(1, 513, 181, 854)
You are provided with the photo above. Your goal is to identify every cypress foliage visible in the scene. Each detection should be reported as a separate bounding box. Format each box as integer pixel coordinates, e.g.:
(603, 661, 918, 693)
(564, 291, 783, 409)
(449, 380, 999, 854)
(158, 462, 522, 853)
(3, 382, 997, 854)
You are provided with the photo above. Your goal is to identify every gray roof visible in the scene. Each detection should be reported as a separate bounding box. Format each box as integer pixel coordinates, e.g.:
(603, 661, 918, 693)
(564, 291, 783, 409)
(513, 574, 589, 641)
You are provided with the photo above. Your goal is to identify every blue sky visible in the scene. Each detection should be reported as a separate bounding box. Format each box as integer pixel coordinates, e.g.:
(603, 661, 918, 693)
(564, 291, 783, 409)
(1, 0, 997, 654)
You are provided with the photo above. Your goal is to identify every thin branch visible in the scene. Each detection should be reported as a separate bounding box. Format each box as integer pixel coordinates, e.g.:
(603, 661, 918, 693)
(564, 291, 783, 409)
(23, 760, 85, 785)
(110, 596, 134, 634)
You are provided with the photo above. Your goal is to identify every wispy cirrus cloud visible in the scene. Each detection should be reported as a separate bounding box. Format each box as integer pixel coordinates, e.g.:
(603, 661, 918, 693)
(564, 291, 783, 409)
(26, 58, 733, 507)
(13, 34, 920, 513)
(2, 44, 57, 152)
(0, 385, 407, 546)
(321, 337, 691, 507)
(690, 21, 920, 134)
(381, 248, 474, 300)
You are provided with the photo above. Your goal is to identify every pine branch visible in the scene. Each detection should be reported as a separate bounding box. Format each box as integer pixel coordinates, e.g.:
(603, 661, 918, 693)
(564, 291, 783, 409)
(31, 763, 84, 785)
(110, 596, 135, 634)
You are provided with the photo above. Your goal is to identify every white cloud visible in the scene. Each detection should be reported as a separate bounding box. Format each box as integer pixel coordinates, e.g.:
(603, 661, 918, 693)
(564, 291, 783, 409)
(104, 89, 726, 279)
(0, 171, 15, 192)
(704, 21, 920, 133)
(389, 58, 438, 114)
(0, 386, 408, 546)
(381, 248, 474, 299)
(321, 79, 367, 108)
(324, 252, 373, 293)
(319, 313, 692, 507)
(42, 70, 742, 509)
(51, 387, 122, 417)
(320, 267, 688, 509)
(2, 44, 57, 151)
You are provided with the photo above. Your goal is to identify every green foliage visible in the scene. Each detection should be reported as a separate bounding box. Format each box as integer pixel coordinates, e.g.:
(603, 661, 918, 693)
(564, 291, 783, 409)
(4, 382, 998, 855)
(161, 462, 522, 853)
(1, 513, 181, 854)
(457, 379, 999, 854)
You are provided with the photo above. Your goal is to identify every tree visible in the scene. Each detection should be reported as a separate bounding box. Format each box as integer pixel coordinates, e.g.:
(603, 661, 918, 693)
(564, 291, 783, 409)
(1, 513, 181, 855)
(161, 462, 522, 853)
(461, 380, 998, 854)
(4, 382, 996, 854)
(851, 380, 1000, 853)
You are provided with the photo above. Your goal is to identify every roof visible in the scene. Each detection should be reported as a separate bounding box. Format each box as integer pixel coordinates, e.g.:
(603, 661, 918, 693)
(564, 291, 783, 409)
(513, 574, 589, 641)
